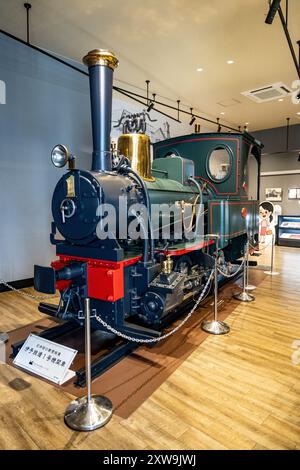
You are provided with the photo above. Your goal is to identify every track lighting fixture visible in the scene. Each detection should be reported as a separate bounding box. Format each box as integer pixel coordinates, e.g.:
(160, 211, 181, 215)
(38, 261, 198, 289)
(194, 123, 201, 134)
(189, 108, 196, 126)
(265, 0, 281, 25)
(147, 100, 154, 112)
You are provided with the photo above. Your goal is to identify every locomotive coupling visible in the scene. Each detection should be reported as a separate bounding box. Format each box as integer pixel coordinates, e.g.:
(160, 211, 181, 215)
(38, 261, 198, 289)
(34, 263, 84, 294)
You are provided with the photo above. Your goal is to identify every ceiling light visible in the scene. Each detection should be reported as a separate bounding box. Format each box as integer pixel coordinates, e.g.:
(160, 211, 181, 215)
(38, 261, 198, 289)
(189, 108, 196, 126)
(265, 0, 281, 25)
(147, 100, 155, 112)
(297, 112, 300, 115)
(278, 98, 284, 102)
(245, 122, 249, 125)
(196, 67, 203, 72)
(220, 112, 225, 115)
(227, 60, 234, 64)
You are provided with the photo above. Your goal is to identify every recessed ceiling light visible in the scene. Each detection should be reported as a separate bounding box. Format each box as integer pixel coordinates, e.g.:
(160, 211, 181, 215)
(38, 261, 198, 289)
(220, 112, 225, 115)
(278, 98, 284, 102)
(196, 67, 203, 72)
(297, 112, 300, 115)
(245, 122, 249, 125)
(227, 60, 234, 64)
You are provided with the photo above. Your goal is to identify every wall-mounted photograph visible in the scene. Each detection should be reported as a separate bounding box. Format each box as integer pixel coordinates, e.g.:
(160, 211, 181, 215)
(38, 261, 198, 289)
(265, 187, 283, 202)
(288, 188, 300, 200)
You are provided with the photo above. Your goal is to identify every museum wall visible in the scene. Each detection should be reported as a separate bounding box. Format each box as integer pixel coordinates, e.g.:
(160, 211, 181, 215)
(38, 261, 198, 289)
(0, 34, 197, 282)
(252, 124, 300, 215)
(253, 123, 300, 154)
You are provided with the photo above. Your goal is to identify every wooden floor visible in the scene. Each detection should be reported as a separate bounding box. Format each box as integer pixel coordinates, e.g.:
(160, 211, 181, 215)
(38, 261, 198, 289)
(0, 245, 300, 450)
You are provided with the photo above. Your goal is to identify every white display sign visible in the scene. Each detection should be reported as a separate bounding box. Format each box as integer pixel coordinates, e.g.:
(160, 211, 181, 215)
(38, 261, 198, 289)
(13, 334, 77, 385)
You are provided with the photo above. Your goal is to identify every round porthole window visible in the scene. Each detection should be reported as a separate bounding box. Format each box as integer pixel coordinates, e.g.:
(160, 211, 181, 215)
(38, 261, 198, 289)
(207, 146, 231, 181)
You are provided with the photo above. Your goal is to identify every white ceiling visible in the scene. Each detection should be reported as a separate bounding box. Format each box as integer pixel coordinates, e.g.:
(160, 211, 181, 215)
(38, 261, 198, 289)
(1, 0, 300, 131)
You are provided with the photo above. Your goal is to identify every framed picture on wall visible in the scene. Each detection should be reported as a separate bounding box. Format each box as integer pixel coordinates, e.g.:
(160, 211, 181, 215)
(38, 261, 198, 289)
(265, 187, 283, 202)
(288, 188, 297, 199)
(288, 188, 300, 200)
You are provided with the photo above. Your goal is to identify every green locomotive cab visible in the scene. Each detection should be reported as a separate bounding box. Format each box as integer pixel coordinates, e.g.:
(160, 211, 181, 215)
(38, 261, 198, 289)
(153, 132, 262, 259)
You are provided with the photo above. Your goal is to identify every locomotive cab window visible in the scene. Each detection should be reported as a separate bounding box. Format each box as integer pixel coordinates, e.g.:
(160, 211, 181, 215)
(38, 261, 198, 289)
(207, 146, 231, 182)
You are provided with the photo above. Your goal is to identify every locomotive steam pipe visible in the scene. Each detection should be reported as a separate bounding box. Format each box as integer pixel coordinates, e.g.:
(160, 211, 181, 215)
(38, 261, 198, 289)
(83, 49, 119, 172)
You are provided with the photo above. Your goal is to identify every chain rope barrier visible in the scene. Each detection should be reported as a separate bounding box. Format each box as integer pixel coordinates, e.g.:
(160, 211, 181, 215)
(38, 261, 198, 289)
(0, 234, 262, 341)
(94, 269, 214, 344)
(0, 280, 57, 301)
(216, 256, 246, 279)
(248, 239, 272, 252)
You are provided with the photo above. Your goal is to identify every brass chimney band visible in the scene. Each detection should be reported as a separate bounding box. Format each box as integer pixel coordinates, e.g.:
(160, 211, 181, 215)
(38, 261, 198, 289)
(83, 49, 119, 70)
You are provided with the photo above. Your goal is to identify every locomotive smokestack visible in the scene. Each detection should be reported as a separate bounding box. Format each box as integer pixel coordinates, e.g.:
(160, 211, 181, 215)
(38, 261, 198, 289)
(83, 49, 119, 172)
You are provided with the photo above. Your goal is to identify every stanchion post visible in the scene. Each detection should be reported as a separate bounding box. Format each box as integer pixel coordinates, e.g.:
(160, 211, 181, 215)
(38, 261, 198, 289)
(264, 232, 280, 276)
(0, 332, 9, 365)
(201, 236, 230, 335)
(245, 238, 256, 291)
(64, 298, 113, 431)
(233, 241, 255, 302)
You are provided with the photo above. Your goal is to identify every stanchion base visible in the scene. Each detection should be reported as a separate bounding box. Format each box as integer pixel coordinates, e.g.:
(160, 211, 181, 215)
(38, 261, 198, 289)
(264, 271, 280, 276)
(245, 284, 256, 291)
(64, 395, 113, 431)
(233, 291, 255, 302)
(0, 332, 9, 343)
(201, 320, 230, 335)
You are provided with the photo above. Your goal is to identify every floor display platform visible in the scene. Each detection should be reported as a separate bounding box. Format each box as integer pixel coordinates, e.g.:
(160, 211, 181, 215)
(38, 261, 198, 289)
(6, 271, 265, 419)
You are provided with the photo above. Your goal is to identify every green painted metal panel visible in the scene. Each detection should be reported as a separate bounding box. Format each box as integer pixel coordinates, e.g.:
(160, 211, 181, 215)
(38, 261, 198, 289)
(208, 199, 259, 247)
(152, 156, 194, 185)
(146, 177, 196, 205)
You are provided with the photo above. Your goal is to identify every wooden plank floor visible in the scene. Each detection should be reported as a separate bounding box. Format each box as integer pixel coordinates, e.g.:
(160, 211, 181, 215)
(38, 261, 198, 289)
(0, 245, 300, 449)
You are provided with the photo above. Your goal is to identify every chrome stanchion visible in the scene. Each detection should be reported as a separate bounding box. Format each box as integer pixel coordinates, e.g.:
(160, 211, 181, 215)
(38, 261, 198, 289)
(0, 332, 9, 364)
(0, 332, 9, 343)
(245, 240, 256, 291)
(233, 241, 255, 302)
(64, 298, 113, 431)
(264, 232, 280, 276)
(201, 237, 230, 335)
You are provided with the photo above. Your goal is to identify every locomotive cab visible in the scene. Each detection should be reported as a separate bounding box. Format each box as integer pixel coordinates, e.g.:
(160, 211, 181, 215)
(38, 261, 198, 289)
(153, 132, 262, 261)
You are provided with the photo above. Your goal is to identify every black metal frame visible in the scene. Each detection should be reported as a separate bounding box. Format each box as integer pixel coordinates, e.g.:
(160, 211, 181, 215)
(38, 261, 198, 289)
(265, 0, 300, 79)
(75, 341, 138, 387)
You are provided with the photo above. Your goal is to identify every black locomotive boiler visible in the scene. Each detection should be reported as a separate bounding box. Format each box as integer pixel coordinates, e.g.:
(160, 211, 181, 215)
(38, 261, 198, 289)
(33, 49, 262, 380)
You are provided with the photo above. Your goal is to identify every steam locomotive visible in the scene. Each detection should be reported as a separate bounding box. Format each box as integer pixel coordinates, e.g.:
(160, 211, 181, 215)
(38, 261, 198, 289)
(32, 49, 262, 381)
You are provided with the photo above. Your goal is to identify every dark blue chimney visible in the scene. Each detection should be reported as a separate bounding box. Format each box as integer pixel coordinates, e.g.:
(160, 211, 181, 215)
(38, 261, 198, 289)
(83, 49, 119, 172)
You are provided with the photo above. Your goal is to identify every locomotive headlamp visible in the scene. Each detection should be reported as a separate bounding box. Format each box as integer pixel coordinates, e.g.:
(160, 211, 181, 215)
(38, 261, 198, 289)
(51, 144, 69, 168)
(51, 144, 76, 170)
